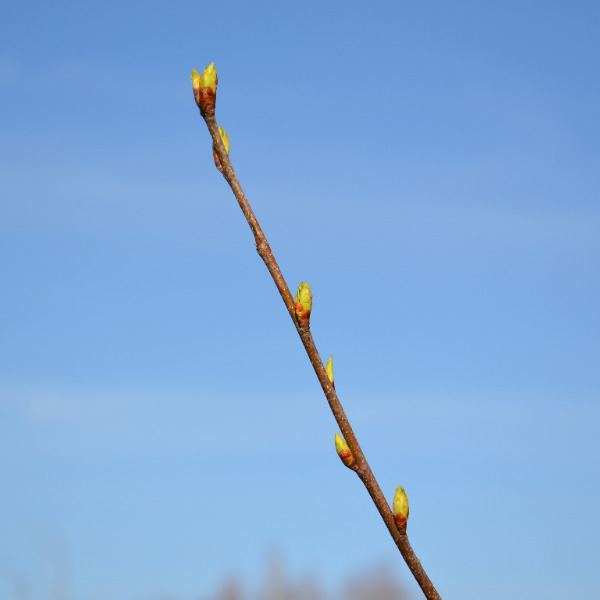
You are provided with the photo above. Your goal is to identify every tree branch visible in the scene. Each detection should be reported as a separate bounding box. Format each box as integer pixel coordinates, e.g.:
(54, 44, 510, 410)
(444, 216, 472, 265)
(197, 101, 442, 600)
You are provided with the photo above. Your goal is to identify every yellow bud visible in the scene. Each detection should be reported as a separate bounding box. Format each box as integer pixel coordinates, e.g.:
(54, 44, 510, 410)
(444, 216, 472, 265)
(199, 62, 218, 93)
(191, 62, 218, 116)
(190, 68, 201, 90)
(218, 126, 230, 154)
(334, 432, 356, 469)
(213, 126, 230, 172)
(294, 282, 312, 328)
(393, 486, 409, 531)
(325, 355, 334, 386)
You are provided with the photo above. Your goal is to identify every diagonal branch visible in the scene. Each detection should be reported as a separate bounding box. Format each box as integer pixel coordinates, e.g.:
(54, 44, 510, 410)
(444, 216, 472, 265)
(198, 106, 442, 600)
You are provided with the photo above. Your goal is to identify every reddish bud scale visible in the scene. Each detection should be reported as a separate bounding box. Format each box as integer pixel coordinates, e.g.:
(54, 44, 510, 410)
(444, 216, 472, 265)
(394, 512, 408, 531)
(338, 448, 356, 469)
(294, 301, 311, 328)
(198, 85, 217, 117)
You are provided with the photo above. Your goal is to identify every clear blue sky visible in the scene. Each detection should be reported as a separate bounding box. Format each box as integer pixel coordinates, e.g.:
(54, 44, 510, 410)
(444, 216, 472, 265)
(1, 1, 599, 599)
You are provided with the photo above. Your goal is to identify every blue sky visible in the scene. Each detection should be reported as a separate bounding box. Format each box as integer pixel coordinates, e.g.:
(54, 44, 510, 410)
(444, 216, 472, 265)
(1, 1, 599, 599)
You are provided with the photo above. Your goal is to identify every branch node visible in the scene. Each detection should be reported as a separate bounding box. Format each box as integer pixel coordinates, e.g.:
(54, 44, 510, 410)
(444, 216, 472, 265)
(256, 237, 269, 258)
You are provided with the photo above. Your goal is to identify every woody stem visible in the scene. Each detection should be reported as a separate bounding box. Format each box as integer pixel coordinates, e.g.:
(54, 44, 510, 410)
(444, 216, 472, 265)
(200, 112, 442, 600)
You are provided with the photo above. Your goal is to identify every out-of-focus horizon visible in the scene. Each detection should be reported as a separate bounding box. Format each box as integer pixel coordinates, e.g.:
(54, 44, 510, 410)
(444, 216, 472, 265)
(7, 552, 412, 600)
(1, 1, 599, 599)
(199, 557, 412, 600)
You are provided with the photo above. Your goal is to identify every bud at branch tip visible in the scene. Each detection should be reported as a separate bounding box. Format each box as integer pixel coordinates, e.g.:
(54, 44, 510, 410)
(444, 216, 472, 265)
(191, 62, 218, 116)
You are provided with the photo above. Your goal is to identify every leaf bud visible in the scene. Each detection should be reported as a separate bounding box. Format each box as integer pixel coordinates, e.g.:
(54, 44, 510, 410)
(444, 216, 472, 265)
(191, 62, 218, 116)
(325, 355, 334, 387)
(334, 432, 356, 469)
(393, 486, 410, 531)
(213, 125, 230, 171)
(294, 282, 312, 328)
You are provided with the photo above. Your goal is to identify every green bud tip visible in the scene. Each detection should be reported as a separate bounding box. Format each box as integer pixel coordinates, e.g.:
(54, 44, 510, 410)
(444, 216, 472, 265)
(294, 282, 312, 328)
(212, 126, 230, 172)
(191, 68, 201, 89)
(393, 486, 409, 531)
(325, 355, 334, 386)
(218, 126, 230, 154)
(198, 62, 218, 92)
(334, 432, 356, 469)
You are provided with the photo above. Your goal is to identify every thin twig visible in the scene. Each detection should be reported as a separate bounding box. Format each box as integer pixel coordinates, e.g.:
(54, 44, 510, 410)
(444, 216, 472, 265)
(200, 110, 442, 600)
